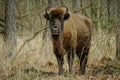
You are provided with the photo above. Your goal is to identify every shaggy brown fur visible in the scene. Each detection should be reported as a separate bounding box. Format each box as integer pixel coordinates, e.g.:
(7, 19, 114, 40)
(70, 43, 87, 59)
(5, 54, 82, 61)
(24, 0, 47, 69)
(44, 6, 93, 75)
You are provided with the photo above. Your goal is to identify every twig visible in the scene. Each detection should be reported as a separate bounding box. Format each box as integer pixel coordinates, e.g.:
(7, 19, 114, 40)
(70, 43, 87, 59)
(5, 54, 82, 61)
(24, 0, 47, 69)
(0, 18, 5, 28)
(17, 26, 48, 54)
(0, 19, 5, 22)
(74, 5, 91, 13)
(0, 24, 5, 28)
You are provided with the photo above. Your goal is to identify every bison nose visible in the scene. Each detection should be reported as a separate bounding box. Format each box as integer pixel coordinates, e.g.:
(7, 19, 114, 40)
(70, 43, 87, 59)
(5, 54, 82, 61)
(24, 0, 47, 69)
(52, 26, 58, 31)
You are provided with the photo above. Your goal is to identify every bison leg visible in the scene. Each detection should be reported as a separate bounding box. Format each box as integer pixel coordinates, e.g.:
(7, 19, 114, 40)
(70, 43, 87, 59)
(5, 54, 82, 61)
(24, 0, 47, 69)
(58, 56, 64, 75)
(79, 47, 89, 75)
(67, 48, 74, 74)
(54, 49, 64, 75)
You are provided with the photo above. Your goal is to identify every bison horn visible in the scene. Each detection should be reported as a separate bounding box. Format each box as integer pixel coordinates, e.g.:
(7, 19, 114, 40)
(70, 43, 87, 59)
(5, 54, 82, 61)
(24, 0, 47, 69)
(45, 5, 55, 14)
(45, 6, 51, 14)
(63, 6, 69, 13)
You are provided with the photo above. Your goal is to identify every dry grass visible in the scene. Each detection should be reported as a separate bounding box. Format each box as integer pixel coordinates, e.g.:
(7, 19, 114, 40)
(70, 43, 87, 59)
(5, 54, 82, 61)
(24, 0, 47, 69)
(0, 31, 119, 80)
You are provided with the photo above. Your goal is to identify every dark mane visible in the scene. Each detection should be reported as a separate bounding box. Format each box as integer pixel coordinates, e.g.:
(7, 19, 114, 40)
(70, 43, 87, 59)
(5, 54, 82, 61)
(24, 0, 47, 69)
(50, 8, 65, 18)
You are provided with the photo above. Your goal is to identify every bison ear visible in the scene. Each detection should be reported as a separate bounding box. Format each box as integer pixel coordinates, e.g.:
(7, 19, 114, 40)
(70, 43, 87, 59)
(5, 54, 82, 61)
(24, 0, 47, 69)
(44, 13, 49, 20)
(64, 13, 70, 20)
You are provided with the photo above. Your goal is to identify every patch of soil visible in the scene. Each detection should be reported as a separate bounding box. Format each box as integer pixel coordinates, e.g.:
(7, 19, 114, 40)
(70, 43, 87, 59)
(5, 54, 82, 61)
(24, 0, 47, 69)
(1, 58, 120, 80)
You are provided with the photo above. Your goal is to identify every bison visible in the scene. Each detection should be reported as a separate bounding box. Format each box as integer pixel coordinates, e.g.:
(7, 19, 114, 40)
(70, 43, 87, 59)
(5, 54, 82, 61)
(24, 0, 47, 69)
(44, 6, 93, 75)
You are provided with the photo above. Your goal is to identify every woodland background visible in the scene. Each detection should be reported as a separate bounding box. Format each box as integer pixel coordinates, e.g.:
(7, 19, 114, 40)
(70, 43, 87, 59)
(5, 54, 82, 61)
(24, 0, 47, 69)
(0, 0, 120, 80)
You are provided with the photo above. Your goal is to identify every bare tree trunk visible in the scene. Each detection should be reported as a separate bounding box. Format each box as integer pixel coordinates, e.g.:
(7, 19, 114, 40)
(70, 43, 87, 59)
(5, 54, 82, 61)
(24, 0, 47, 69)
(72, 0, 80, 13)
(116, 0, 120, 60)
(48, 0, 56, 6)
(56, 0, 63, 6)
(4, 0, 16, 58)
(90, 0, 98, 30)
(103, 0, 110, 22)
(97, 0, 101, 28)
(60, 0, 64, 6)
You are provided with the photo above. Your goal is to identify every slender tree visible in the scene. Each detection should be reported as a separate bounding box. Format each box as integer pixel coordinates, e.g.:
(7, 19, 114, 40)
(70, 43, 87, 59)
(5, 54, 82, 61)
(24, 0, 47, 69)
(103, 0, 110, 22)
(48, 0, 56, 6)
(4, 0, 16, 58)
(116, 0, 120, 60)
(72, 0, 80, 13)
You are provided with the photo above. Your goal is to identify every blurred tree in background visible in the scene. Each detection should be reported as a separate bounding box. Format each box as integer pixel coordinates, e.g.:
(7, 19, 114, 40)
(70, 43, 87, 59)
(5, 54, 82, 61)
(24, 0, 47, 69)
(116, 0, 120, 60)
(4, 0, 16, 58)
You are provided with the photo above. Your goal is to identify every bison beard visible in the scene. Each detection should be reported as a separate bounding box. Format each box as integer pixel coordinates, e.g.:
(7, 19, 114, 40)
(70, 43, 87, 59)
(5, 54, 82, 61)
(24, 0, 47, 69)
(44, 6, 93, 75)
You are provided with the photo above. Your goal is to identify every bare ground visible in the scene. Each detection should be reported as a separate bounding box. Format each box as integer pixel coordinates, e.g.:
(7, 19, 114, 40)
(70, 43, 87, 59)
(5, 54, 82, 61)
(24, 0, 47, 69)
(1, 58, 120, 80)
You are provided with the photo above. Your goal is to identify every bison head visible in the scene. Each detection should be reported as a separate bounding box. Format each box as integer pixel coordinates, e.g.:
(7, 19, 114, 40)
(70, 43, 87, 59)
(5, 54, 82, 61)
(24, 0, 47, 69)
(44, 6, 70, 37)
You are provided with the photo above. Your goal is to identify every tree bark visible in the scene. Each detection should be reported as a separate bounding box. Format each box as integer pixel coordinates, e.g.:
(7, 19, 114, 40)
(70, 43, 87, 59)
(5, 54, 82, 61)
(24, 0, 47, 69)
(48, 0, 56, 6)
(103, 0, 110, 22)
(4, 0, 16, 58)
(72, 0, 80, 13)
(116, 0, 120, 60)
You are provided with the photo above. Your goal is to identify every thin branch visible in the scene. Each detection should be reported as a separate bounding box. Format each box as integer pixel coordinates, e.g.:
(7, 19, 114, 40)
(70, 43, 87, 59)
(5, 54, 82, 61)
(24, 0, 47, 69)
(17, 26, 48, 54)
(0, 23, 5, 28)
(0, 19, 5, 28)
(16, 5, 38, 20)
(74, 4, 91, 13)
(0, 31, 4, 34)
(0, 23, 5, 34)
(0, 19, 5, 22)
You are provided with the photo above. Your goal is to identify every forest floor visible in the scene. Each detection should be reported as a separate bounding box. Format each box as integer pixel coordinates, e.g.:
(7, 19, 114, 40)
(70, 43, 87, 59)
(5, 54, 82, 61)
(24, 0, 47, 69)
(34, 58, 120, 80)
(1, 57, 120, 80)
